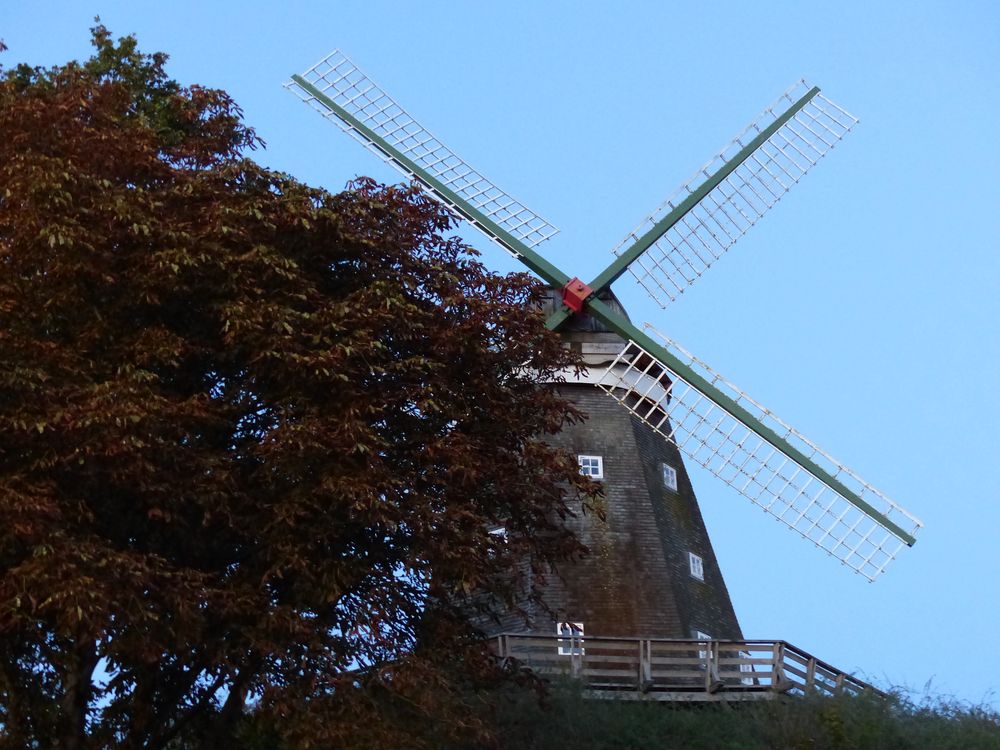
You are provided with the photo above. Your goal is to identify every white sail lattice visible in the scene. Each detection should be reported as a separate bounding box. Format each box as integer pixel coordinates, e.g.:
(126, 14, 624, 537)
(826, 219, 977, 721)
(596, 327, 923, 580)
(287, 50, 559, 251)
(612, 81, 858, 308)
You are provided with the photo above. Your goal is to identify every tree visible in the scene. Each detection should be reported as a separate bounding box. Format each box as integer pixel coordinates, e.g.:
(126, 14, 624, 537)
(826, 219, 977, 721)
(0, 27, 595, 748)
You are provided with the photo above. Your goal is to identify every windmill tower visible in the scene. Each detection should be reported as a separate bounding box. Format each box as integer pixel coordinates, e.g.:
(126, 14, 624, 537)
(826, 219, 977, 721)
(286, 54, 924, 645)
(530, 287, 744, 643)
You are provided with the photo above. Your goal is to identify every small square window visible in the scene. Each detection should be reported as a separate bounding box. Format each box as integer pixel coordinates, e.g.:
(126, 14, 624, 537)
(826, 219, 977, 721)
(739, 654, 756, 685)
(693, 629, 712, 660)
(578, 455, 603, 479)
(557, 621, 585, 656)
(662, 463, 678, 492)
(688, 552, 704, 581)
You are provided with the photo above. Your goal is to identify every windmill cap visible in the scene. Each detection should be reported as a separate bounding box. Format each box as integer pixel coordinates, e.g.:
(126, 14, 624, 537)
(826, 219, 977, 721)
(538, 286, 632, 334)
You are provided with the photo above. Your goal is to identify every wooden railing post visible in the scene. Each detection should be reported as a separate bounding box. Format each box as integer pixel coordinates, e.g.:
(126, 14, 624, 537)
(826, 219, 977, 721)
(806, 656, 816, 693)
(637, 640, 644, 691)
(644, 640, 652, 690)
(708, 641, 724, 693)
(772, 642, 791, 693)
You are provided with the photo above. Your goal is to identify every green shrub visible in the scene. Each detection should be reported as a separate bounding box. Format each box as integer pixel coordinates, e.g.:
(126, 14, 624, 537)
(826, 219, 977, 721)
(465, 681, 1000, 750)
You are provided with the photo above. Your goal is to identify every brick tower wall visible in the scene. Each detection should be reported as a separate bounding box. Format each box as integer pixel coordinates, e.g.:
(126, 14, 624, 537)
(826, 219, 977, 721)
(532, 385, 743, 640)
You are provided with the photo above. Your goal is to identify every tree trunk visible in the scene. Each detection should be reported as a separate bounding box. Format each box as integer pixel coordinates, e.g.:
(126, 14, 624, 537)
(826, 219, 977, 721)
(58, 640, 98, 750)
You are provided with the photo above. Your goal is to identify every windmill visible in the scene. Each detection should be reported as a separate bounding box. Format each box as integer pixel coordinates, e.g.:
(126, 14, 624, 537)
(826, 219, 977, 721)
(285, 52, 923, 643)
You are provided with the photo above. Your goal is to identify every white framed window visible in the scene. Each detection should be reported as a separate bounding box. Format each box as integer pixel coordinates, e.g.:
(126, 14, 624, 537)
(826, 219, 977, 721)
(739, 652, 756, 685)
(693, 629, 712, 661)
(662, 463, 678, 492)
(556, 621, 585, 656)
(688, 551, 704, 581)
(578, 455, 603, 479)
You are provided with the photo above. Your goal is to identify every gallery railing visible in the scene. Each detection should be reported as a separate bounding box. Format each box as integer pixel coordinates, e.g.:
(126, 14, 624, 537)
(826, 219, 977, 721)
(494, 633, 882, 701)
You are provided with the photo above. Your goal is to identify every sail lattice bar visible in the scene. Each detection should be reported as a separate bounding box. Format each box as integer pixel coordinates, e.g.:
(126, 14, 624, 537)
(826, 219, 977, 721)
(287, 50, 559, 250)
(612, 81, 858, 308)
(596, 327, 922, 580)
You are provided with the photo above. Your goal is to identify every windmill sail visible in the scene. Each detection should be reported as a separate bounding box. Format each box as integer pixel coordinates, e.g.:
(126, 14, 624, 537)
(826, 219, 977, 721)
(288, 49, 922, 583)
(595, 325, 922, 581)
(611, 82, 858, 308)
(286, 51, 559, 252)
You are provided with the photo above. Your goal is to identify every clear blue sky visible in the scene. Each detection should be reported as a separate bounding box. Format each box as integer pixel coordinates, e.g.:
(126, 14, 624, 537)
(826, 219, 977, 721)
(4, 0, 998, 706)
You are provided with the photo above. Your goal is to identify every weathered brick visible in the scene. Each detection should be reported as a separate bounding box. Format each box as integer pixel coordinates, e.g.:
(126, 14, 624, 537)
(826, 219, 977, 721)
(482, 292, 742, 641)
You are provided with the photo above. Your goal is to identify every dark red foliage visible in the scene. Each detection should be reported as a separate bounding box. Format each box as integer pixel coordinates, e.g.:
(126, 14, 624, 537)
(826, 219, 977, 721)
(0, 26, 595, 749)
